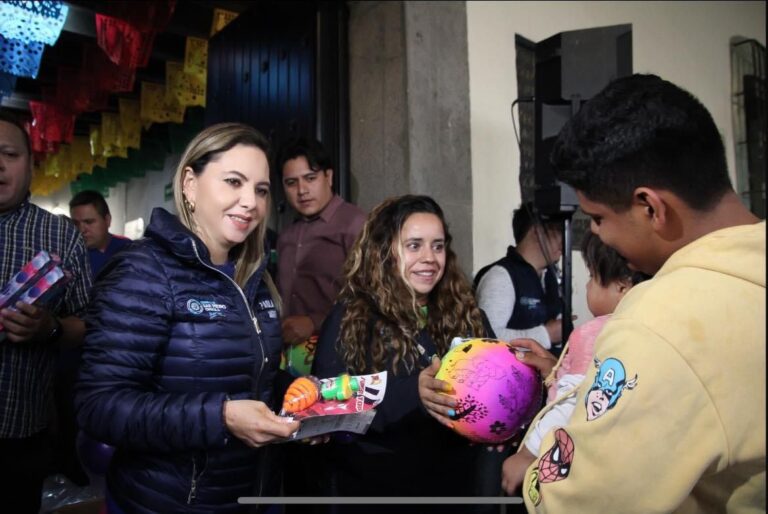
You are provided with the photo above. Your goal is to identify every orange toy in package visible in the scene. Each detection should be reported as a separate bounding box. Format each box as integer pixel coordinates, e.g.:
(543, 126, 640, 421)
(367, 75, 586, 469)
(281, 373, 361, 415)
(282, 376, 321, 414)
(278, 371, 386, 440)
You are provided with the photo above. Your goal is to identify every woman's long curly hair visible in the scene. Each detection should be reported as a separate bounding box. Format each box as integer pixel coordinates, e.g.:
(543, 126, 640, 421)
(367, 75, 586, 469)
(338, 195, 485, 374)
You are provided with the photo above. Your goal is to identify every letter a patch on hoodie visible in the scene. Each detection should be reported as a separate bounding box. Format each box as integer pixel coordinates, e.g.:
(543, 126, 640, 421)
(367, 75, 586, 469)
(584, 357, 638, 421)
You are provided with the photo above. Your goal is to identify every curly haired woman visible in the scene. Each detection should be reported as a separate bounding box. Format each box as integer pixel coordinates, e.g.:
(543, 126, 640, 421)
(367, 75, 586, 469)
(312, 195, 493, 509)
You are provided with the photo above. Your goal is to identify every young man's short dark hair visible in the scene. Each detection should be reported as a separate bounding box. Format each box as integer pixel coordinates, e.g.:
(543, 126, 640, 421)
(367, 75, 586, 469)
(551, 74, 732, 211)
(276, 137, 333, 176)
(0, 109, 31, 155)
(69, 190, 110, 218)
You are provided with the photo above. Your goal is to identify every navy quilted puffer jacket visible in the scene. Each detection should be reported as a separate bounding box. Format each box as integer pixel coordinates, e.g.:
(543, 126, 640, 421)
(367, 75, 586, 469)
(75, 208, 283, 513)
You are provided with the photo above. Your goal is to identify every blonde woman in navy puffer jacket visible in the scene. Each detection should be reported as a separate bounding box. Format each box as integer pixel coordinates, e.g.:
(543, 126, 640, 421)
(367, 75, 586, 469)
(76, 123, 299, 514)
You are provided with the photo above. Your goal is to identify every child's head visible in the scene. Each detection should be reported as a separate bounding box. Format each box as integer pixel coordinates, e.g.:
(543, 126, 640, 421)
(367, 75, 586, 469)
(581, 232, 650, 317)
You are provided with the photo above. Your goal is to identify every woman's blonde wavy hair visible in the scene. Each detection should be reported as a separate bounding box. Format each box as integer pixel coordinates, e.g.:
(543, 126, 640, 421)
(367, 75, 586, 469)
(338, 195, 485, 374)
(172, 122, 280, 306)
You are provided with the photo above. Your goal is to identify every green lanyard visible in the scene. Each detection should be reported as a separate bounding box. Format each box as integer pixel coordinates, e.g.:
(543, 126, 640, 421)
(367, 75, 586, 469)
(417, 305, 428, 329)
(416, 305, 432, 364)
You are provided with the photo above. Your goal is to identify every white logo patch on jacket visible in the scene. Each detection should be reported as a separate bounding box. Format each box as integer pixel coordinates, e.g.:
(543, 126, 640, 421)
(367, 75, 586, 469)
(186, 298, 228, 319)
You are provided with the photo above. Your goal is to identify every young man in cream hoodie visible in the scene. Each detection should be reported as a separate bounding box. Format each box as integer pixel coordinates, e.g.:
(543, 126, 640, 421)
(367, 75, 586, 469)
(517, 74, 766, 513)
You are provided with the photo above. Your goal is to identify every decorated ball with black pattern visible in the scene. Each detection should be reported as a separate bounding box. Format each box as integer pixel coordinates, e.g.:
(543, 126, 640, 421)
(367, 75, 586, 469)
(435, 338, 541, 443)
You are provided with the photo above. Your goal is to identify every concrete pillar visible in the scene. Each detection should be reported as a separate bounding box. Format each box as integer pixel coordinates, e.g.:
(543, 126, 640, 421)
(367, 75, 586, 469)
(349, 1, 474, 275)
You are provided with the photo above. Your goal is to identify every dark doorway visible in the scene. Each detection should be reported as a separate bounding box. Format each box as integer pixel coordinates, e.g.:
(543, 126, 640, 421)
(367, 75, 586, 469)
(206, 1, 349, 232)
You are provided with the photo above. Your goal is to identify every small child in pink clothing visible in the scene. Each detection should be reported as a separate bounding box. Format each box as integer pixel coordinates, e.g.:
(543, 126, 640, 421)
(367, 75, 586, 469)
(501, 232, 650, 494)
(544, 314, 609, 403)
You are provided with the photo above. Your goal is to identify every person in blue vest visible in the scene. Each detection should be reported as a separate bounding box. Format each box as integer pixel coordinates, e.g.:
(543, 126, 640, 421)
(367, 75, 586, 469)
(474, 202, 564, 352)
(470, 202, 564, 511)
(69, 190, 131, 279)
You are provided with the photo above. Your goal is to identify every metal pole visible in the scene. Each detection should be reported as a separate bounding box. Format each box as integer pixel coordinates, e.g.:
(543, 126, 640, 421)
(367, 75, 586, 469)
(561, 216, 574, 344)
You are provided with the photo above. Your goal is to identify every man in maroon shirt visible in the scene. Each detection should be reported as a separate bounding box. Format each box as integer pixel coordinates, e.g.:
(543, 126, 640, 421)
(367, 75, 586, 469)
(277, 137, 366, 348)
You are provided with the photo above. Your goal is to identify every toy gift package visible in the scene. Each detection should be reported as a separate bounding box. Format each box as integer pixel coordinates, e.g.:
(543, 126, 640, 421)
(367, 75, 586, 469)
(0, 251, 71, 342)
(279, 372, 388, 441)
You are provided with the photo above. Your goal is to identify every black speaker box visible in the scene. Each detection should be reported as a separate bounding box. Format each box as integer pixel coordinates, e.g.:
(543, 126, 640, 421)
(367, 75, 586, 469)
(533, 24, 632, 214)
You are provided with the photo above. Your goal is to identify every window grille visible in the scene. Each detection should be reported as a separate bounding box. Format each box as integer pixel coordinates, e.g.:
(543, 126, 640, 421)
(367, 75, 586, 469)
(731, 38, 766, 219)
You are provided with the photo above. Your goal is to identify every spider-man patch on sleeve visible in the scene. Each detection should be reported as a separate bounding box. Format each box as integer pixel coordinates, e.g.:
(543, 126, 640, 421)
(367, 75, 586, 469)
(527, 428, 575, 506)
(538, 428, 574, 483)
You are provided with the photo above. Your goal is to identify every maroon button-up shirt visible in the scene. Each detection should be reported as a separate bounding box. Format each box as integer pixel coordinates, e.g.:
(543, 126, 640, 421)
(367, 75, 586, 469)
(276, 195, 366, 330)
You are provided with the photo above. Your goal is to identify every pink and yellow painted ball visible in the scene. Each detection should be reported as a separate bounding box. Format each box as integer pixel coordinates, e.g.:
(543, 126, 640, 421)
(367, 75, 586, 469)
(436, 338, 542, 444)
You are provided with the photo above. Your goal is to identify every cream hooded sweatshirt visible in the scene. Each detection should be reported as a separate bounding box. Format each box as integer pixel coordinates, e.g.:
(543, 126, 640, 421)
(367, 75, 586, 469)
(523, 222, 766, 514)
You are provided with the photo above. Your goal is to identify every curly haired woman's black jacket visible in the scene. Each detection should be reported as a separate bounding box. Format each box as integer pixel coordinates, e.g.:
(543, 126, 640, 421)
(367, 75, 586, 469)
(75, 208, 283, 514)
(312, 302, 495, 499)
